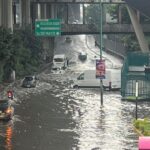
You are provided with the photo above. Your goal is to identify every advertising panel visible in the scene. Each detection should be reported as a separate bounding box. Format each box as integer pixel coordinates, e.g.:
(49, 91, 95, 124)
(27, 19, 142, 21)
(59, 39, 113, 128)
(96, 59, 105, 79)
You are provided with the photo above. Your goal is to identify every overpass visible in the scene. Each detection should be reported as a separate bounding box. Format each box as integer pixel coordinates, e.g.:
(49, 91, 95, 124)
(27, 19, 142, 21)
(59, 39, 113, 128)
(61, 24, 150, 35)
(123, 0, 150, 52)
(0, 0, 150, 52)
(125, 0, 150, 18)
(31, 0, 125, 4)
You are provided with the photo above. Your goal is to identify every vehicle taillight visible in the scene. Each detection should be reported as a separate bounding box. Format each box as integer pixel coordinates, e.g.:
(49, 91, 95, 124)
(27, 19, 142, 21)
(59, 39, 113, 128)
(6, 108, 12, 114)
(8, 93, 11, 97)
(7, 90, 13, 99)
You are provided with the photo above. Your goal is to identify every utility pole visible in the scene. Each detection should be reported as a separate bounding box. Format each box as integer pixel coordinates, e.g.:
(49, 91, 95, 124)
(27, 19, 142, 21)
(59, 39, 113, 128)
(99, 0, 103, 106)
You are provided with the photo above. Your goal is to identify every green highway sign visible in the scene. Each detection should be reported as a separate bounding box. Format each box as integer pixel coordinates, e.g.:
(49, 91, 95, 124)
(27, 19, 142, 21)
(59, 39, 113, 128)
(35, 19, 61, 37)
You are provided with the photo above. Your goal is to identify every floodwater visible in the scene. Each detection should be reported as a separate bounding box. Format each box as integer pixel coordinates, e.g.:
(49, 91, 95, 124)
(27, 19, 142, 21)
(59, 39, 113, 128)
(0, 35, 149, 150)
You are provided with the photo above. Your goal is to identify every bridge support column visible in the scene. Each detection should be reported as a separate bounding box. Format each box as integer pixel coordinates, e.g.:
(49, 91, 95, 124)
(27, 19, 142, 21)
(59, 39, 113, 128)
(21, 0, 31, 28)
(0, 0, 2, 26)
(13, 2, 16, 25)
(127, 6, 149, 52)
(18, 0, 22, 27)
(46, 4, 51, 19)
(42, 38, 55, 62)
(41, 3, 47, 19)
(51, 4, 57, 18)
(34, 3, 40, 19)
(1, 0, 13, 30)
(137, 10, 140, 23)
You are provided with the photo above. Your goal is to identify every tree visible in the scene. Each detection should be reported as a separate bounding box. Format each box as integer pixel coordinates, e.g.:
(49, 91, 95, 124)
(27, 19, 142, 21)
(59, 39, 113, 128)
(85, 4, 101, 25)
(0, 26, 43, 82)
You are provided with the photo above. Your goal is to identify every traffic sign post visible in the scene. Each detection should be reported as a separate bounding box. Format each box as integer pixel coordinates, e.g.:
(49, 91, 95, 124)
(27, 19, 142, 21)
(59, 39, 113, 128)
(99, 0, 103, 106)
(135, 81, 138, 120)
(35, 19, 61, 37)
(96, 59, 105, 106)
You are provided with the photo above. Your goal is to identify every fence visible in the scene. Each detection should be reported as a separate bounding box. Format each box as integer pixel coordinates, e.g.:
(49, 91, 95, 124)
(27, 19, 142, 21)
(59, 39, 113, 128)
(121, 52, 150, 100)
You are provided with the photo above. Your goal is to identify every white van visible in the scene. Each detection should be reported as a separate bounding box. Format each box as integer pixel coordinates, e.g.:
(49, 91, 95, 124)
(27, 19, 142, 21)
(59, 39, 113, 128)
(53, 54, 68, 69)
(73, 69, 121, 90)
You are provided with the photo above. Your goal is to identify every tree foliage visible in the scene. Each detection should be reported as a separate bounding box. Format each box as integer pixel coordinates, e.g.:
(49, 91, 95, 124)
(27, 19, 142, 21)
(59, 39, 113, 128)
(0, 27, 42, 82)
(121, 34, 140, 51)
(106, 4, 131, 23)
(85, 4, 101, 25)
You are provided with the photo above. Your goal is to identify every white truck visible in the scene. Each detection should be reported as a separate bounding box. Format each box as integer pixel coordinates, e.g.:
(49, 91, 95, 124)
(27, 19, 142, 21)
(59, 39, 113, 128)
(73, 68, 121, 90)
(52, 54, 68, 69)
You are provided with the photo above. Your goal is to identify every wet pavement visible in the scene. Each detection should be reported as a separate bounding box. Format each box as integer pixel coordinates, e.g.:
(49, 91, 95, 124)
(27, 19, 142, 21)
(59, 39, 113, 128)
(0, 35, 149, 150)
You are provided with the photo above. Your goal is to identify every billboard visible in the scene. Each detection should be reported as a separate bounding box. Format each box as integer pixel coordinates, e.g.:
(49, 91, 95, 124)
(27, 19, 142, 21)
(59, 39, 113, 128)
(96, 59, 105, 79)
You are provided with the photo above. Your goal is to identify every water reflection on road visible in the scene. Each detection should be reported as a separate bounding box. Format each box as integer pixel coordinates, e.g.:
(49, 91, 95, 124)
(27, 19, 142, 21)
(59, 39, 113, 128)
(0, 121, 13, 150)
(56, 87, 138, 150)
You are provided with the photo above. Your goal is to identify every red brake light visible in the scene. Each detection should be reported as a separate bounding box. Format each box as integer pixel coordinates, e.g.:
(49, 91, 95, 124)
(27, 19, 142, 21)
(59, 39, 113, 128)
(6, 108, 12, 114)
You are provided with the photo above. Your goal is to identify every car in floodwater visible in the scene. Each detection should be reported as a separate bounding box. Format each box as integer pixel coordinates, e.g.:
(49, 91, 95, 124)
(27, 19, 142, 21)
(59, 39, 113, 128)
(73, 69, 121, 90)
(78, 52, 87, 61)
(22, 75, 38, 88)
(51, 66, 65, 74)
(65, 36, 72, 43)
(0, 100, 14, 120)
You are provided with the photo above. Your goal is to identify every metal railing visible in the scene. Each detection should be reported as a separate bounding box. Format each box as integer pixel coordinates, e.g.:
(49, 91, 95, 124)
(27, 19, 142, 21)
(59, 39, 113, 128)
(61, 24, 150, 34)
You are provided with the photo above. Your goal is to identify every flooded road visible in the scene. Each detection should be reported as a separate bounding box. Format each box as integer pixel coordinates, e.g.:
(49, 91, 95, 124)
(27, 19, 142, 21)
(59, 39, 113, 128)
(0, 35, 149, 150)
(0, 81, 139, 150)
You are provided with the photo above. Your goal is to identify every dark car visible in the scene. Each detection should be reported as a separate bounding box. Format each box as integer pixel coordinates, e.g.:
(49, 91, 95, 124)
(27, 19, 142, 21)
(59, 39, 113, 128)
(65, 36, 72, 43)
(0, 100, 14, 120)
(51, 66, 65, 74)
(22, 75, 38, 88)
(78, 52, 87, 61)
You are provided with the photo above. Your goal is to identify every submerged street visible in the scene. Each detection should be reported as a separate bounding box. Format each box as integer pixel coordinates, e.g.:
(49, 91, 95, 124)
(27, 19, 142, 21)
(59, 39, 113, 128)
(0, 35, 150, 150)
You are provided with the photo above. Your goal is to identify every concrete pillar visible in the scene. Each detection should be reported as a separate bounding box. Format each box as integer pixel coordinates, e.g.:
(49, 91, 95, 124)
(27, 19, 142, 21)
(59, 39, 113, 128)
(12, 2, 17, 25)
(37, 3, 41, 19)
(17, 0, 22, 27)
(1, 0, 13, 30)
(127, 5, 149, 52)
(41, 3, 47, 19)
(46, 4, 51, 19)
(21, 0, 31, 27)
(43, 4, 56, 62)
(0, 0, 2, 26)
(18, 0, 22, 26)
(43, 38, 55, 62)
(51, 4, 57, 18)
(39, 4, 55, 62)
(137, 10, 140, 23)
(33, 3, 39, 19)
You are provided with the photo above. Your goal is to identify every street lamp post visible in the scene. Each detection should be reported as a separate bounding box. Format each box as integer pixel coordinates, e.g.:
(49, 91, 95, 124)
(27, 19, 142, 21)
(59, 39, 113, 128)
(99, 0, 103, 106)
